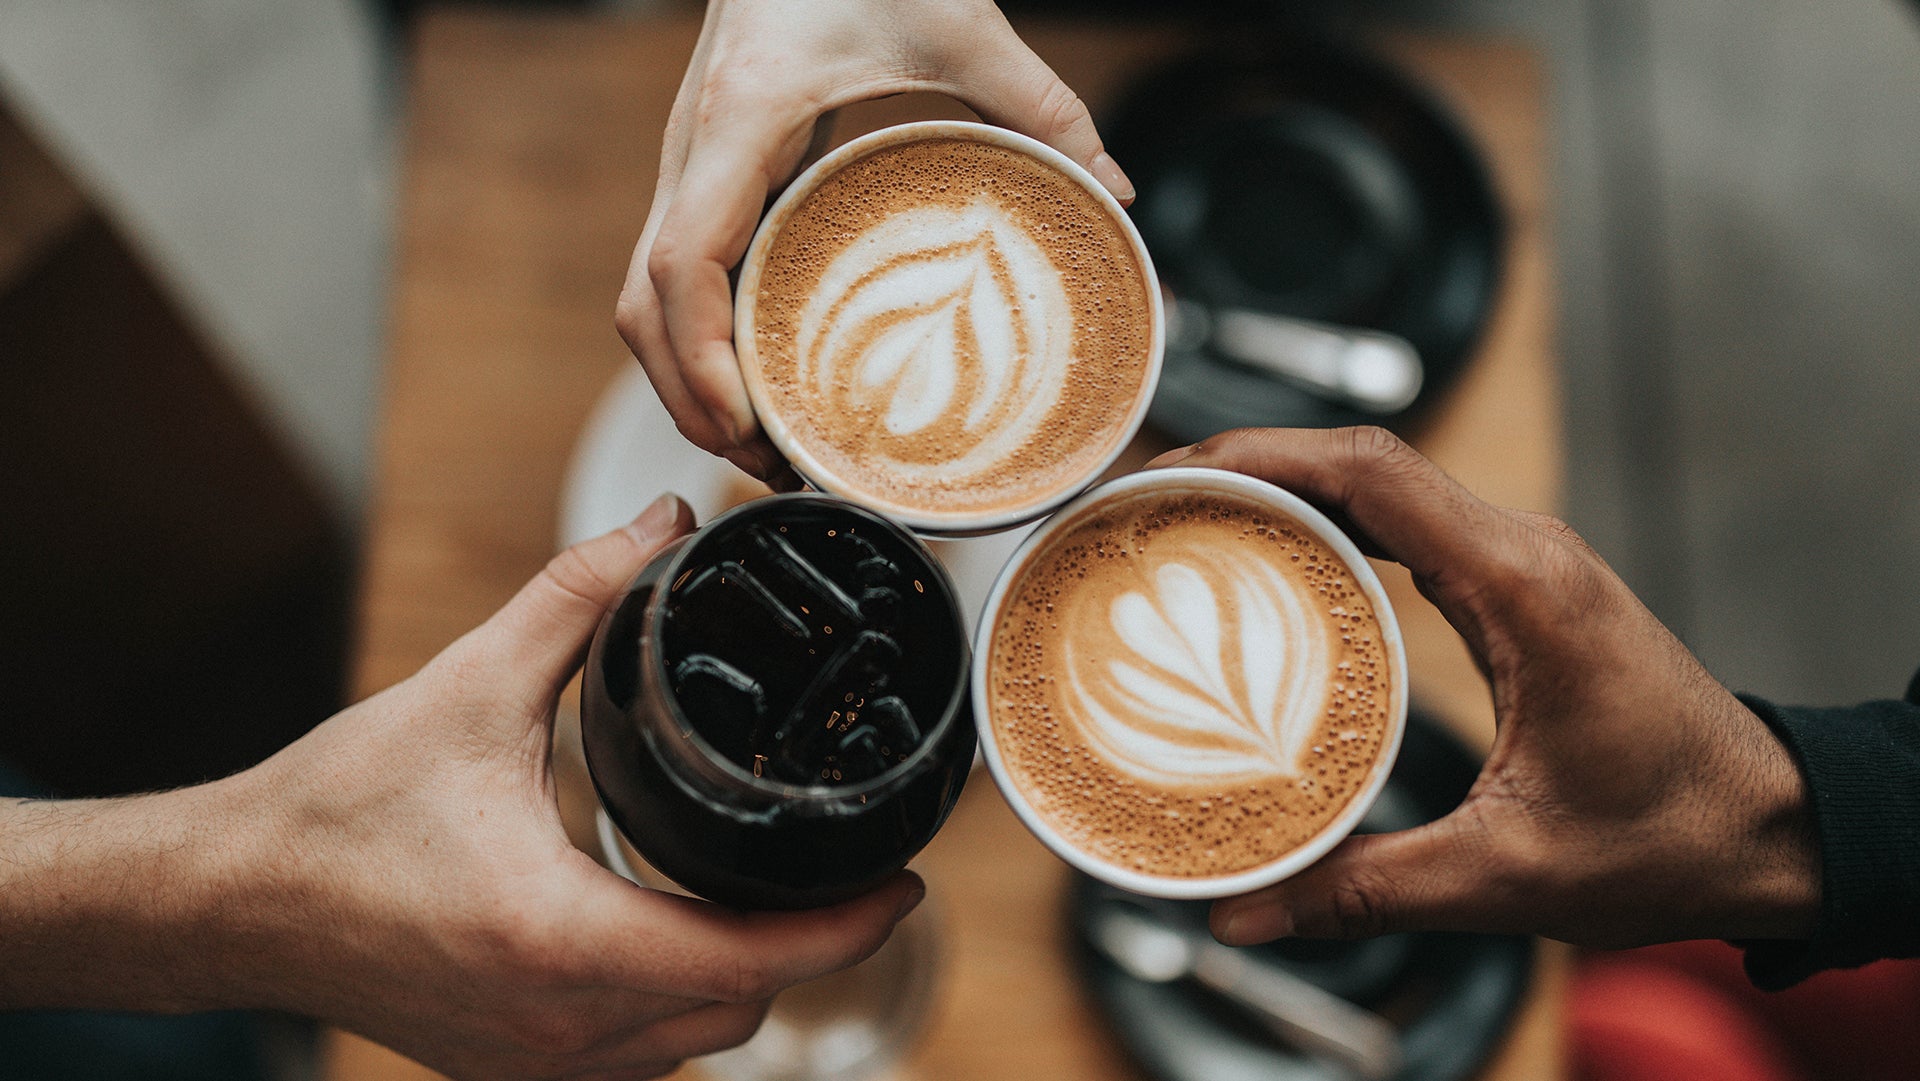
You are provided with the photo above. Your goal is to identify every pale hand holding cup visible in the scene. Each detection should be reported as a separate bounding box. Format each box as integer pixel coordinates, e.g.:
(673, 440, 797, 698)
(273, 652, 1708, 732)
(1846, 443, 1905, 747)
(0, 494, 923, 1081)
(617, 0, 1134, 484)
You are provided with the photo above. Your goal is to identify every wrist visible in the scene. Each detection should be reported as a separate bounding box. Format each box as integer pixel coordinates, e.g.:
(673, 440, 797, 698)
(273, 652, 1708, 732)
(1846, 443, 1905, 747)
(1725, 701, 1822, 940)
(0, 773, 273, 1012)
(154, 768, 297, 1012)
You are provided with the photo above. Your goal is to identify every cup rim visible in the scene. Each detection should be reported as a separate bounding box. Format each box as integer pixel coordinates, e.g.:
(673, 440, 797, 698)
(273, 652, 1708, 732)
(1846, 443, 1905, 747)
(969, 466, 1409, 899)
(733, 119, 1166, 537)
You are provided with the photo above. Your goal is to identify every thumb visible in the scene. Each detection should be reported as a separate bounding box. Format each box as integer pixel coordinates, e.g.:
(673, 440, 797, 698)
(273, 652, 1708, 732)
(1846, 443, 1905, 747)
(465, 493, 697, 701)
(944, 19, 1134, 203)
(1209, 816, 1496, 944)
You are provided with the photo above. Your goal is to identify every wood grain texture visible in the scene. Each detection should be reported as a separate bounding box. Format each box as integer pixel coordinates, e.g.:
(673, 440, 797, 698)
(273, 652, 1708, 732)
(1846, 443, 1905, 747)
(330, 12, 1563, 1079)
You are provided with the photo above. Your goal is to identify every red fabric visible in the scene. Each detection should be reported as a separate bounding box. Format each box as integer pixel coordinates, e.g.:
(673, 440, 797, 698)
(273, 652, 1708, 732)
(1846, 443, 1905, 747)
(1571, 941, 1920, 1081)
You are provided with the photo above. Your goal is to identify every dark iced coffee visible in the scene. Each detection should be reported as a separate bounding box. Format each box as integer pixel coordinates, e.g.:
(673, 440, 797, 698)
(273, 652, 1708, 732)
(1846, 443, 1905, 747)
(582, 494, 973, 909)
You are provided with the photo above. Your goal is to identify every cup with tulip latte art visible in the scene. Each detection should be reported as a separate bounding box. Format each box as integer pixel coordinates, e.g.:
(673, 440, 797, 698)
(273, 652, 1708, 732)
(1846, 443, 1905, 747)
(735, 121, 1164, 535)
(974, 467, 1408, 898)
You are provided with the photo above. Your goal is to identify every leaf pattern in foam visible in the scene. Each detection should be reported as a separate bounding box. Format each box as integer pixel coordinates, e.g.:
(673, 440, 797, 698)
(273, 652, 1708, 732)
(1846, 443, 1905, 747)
(855, 301, 959, 435)
(1069, 551, 1332, 786)
(790, 198, 1074, 480)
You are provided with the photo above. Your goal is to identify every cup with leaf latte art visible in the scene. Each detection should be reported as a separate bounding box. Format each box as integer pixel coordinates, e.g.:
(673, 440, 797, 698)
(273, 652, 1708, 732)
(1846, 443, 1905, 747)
(974, 468, 1408, 898)
(735, 121, 1163, 535)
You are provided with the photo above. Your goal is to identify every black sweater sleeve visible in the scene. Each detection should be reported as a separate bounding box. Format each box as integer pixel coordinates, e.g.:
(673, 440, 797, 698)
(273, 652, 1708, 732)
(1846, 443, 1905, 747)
(1735, 666, 1920, 990)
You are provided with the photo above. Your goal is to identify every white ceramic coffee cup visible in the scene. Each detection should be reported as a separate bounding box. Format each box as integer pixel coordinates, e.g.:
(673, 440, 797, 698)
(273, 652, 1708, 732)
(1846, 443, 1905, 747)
(970, 466, 1409, 899)
(733, 120, 1165, 537)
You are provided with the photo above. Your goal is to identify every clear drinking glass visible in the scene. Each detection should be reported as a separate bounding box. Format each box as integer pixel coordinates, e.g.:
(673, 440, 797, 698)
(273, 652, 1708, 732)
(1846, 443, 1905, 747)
(580, 492, 975, 909)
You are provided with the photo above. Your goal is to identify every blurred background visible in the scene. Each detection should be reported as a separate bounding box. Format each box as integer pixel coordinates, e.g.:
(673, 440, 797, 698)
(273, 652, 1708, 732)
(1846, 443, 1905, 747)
(0, 0, 1914, 1077)
(0, 0, 1904, 814)
(10, 0, 1915, 791)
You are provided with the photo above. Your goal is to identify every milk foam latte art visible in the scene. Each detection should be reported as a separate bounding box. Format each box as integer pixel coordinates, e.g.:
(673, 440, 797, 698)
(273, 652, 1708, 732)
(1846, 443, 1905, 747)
(736, 122, 1162, 534)
(1065, 544, 1336, 788)
(975, 469, 1407, 897)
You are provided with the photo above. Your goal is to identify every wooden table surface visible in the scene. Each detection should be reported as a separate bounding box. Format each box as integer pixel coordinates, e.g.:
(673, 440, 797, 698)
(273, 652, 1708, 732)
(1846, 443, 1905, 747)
(329, 11, 1564, 1079)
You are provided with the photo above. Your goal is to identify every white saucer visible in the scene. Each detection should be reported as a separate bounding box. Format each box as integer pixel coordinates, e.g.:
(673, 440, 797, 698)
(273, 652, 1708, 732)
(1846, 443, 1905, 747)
(558, 366, 1038, 635)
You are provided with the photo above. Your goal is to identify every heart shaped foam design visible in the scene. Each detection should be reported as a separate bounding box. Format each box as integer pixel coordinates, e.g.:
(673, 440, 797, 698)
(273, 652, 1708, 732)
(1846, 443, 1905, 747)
(1067, 554, 1332, 786)
(793, 198, 1074, 479)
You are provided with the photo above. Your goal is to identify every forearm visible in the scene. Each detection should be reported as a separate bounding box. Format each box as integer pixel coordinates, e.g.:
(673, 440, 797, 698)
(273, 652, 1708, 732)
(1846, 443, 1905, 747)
(0, 773, 267, 1012)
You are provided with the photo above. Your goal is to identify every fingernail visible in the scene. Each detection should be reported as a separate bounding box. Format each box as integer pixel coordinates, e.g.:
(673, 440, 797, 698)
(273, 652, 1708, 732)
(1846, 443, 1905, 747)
(1089, 152, 1135, 205)
(724, 410, 765, 453)
(633, 493, 687, 541)
(1146, 444, 1200, 470)
(720, 441, 788, 485)
(766, 464, 806, 494)
(1215, 903, 1290, 946)
(755, 446, 795, 485)
(892, 882, 926, 923)
(725, 420, 753, 451)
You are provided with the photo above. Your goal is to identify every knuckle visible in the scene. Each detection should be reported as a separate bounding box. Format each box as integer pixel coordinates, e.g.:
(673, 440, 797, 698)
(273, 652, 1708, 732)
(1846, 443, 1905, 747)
(690, 82, 736, 132)
(1516, 513, 1618, 603)
(1511, 509, 1606, 568)
(646, 232, 684, 295)
(1329, 425, 1435, 512)
(1488, 526, 1608, 627)
(1325, 870, 1398, 939)
(1033, 79, 1094, 141)
(694, 66, 758, 124)
(1341, 424, 1416, 473)
(541, 544, 622, 611)
(1326, 883, 1381, 938)
(1455, 799, 1546, 891)
(698, 70, 816, 145)
(717, 956, 779, 1004)
(614, 287, 658, 353)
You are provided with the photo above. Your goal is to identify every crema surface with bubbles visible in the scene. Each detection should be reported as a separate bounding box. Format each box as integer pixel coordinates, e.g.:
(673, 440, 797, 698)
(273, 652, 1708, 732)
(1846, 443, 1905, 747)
(986, 488, 1396, 879)
(747, 137, 1155, 523)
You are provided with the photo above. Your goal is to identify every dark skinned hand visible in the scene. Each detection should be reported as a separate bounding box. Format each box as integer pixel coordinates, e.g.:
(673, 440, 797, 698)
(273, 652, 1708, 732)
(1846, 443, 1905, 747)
(1145, 427, 1820, 951)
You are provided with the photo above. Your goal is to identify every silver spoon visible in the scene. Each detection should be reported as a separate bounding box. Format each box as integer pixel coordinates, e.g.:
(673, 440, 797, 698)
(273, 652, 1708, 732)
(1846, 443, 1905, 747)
(1089, 905, 1403, 1081)
(1166, 296, 1424, 416)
